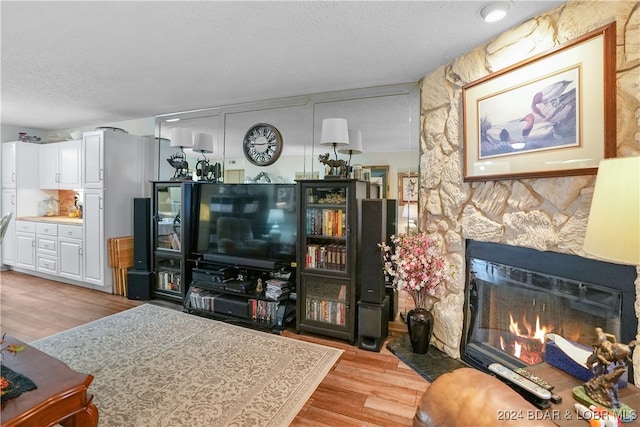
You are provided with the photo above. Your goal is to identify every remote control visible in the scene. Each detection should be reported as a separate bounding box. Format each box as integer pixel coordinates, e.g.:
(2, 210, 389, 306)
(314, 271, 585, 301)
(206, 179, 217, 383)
(514, 367, 555, 390)
(488, 363, 552, 400)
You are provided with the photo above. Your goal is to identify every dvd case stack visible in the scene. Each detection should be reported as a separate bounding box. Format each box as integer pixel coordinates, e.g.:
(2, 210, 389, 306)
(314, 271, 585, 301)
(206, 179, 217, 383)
(265, 279, 291, 300)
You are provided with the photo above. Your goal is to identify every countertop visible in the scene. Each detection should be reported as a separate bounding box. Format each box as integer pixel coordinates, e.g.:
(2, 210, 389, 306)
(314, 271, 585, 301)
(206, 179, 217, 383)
(17, 216, 83, 225)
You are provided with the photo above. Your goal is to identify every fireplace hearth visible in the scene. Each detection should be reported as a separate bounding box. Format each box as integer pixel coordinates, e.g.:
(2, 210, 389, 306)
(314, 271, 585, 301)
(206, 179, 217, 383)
(461, 240, 637, 381)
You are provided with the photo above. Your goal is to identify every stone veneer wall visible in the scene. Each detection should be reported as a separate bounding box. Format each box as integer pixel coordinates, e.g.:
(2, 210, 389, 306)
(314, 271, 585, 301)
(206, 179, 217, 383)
(418, 0, 640, 377)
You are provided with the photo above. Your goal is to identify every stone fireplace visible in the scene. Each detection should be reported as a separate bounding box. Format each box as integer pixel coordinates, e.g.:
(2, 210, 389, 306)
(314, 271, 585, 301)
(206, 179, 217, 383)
(417, 1, 640, 380)
(461, 240, 636, 378)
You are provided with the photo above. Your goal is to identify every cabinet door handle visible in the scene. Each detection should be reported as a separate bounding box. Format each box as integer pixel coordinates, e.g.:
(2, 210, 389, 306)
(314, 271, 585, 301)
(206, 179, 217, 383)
(11, 172, 16, 183)
(99, 169, 104, 181)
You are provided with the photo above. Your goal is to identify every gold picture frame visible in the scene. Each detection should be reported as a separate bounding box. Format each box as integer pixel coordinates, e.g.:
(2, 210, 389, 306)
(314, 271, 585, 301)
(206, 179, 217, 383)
(365, 165, 389, 198)
(462, 23, 616, 181)
(398, 172, 418, 204)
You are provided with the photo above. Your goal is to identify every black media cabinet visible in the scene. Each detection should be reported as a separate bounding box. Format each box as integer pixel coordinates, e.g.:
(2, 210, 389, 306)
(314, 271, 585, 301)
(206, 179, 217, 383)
(184, 254, 296, 334)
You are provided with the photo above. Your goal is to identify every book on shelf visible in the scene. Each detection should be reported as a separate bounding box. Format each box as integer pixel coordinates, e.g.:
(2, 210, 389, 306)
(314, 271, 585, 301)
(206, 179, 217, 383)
(306, 208, 346, 237)
(305, 297, 345, 326)
(305, 244, 346, 270)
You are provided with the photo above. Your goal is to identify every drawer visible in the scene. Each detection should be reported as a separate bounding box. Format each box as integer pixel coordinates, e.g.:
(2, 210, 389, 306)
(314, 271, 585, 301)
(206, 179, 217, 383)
(58, 224, 83, 239)
(36, 254, 57, 274)
(36, 222, 58, 236)
(15, 220, 35, 233)
(36, 235, 58, 255)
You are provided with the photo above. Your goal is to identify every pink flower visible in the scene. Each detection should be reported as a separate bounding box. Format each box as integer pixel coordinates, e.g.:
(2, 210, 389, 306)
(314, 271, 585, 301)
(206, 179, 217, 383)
(378, 231, 453, 309)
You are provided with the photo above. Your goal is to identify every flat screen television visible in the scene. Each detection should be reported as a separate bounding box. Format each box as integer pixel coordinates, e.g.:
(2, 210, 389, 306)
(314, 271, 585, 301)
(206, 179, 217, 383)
(193, 183, 297, 270)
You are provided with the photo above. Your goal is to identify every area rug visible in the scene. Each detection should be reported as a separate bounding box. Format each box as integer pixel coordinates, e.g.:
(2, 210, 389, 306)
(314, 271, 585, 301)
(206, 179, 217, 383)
(31, 304, 342, 426)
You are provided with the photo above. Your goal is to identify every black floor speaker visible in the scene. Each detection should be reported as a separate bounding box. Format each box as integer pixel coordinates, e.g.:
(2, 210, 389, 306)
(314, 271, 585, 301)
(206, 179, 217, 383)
(357, 296, 389, 352)
(133, 197, 152, 271)
(359, 199, 396, 304)
(127, 270, 153, 300)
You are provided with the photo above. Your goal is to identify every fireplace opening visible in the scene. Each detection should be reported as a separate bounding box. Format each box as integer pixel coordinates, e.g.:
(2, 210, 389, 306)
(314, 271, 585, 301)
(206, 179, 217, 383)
(461, 240, 637, 382)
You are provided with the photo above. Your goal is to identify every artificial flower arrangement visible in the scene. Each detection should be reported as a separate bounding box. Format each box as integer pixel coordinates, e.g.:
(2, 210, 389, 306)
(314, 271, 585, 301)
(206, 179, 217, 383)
(0, 333, 25, 398)
(378, 230, 453, 310)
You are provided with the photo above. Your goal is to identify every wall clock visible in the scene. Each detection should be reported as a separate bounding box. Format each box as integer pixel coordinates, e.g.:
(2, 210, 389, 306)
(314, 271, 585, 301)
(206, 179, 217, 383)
(242, 123, 283, 166)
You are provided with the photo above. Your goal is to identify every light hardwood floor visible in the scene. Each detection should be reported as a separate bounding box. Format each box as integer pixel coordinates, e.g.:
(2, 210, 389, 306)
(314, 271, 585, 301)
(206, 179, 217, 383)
(0, 270, 428, 426)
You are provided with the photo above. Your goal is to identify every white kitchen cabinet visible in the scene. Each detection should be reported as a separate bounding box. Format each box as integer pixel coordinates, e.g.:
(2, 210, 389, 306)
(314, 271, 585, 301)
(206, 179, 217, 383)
(35, 222, 58, 275)
(2, 142, 17, 188)
(2, 143, 43, 268)
(83, 189, 104, 287)
(81, 130, 153, 292)
(82, 131, 104, 189)
(1, 190, 16, 265)
(59, 225, 83, 281)
(39, 140, 82, 189)
(15, 220, 35, 270)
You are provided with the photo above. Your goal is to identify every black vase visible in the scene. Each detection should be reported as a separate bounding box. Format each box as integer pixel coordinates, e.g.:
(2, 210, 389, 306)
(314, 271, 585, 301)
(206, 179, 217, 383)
(407, 307, 434, 354)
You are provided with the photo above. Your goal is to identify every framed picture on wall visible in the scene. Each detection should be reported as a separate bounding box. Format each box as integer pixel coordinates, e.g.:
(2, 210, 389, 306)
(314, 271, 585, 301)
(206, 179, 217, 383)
(398, 172, 418, 204)
(462, 23, 616, 181)
(365, 166, 389, 198)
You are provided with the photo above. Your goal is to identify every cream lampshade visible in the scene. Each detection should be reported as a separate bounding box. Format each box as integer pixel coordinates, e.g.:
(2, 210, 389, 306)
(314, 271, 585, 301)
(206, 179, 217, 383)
(583, 156, 640, 266)
(193, 133, 214, 158)
(170, 127, 194, 151)
(339, 129, 363, 166)
(401, 203, 418, 232)
(320, 118, 349, 160)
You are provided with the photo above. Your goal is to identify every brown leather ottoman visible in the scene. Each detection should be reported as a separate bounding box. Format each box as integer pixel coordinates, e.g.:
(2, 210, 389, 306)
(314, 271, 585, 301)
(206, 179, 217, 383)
(413, 367, 556, 427)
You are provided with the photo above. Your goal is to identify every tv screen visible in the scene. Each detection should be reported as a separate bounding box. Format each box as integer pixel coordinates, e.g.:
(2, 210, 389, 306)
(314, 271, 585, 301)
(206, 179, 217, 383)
(194, 183, 297, 267)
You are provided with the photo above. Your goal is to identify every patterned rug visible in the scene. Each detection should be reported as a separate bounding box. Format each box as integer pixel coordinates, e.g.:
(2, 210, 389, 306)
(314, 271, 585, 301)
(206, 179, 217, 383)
(31, 304, 342, 426)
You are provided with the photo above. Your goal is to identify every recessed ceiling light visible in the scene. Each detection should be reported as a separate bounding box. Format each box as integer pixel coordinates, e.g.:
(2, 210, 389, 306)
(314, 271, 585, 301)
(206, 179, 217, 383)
(480, 1, 510, 23)
(166, 118, 181, 122)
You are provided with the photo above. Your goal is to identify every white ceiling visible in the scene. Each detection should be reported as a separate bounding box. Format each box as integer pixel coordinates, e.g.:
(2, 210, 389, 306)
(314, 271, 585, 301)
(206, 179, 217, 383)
(1, 1, 565, 131)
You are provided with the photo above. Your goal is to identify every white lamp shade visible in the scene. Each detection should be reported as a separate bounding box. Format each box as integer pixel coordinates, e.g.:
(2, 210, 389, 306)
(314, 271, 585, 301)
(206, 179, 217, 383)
(267, 208, 285, 225)
(320, 118, 349, 147)
(583, 156, 640, 266)
(170, 127, 193, 148)
(193, 133, 214, 153)
(339, 129, 363, 154)
(402, 203, 418, 220)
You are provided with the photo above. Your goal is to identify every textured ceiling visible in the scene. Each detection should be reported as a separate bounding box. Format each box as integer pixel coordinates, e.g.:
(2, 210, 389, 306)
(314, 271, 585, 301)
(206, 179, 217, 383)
(1, 1, 565, 131)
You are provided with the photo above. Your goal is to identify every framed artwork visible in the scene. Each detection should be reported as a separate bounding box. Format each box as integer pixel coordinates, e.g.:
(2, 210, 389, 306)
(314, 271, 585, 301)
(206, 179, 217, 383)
(462, 23, 616, 181)
(276, 187, 295, 211)
(366, 165, 389, 198)
(398, 172, 418, 204)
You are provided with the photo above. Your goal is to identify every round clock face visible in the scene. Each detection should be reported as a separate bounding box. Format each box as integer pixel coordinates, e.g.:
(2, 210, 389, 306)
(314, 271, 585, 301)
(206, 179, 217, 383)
(242, 123, 283, 166)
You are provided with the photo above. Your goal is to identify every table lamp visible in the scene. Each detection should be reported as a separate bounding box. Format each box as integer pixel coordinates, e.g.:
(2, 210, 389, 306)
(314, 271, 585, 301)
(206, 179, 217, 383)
(193, 132, 216, 181)
(320, 118, 349, 178)
(168, 128, 193, 180)
(583, 156, 640, 383)
(267, 208, 285, 242)
(402, 203, 418, 233)
(338, 129, 363, 168)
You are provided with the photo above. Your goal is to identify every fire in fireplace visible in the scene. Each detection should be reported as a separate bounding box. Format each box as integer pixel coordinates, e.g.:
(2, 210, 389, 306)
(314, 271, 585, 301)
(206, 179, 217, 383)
(461, 240, 637, 380)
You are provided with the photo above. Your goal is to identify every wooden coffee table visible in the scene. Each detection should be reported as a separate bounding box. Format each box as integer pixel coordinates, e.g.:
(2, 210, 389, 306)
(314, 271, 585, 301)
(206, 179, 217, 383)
(1, 336, 98, 427)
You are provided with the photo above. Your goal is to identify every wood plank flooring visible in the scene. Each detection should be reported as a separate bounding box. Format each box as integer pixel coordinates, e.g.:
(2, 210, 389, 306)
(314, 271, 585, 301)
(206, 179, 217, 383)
(0, 270, 428, 426)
